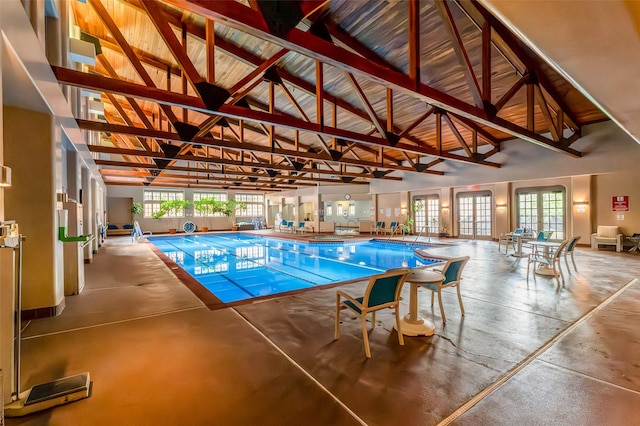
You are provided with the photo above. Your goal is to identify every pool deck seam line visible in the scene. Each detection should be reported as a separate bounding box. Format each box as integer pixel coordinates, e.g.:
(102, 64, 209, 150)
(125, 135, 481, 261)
(436, 277, 638, 426)
(21, 305, 207, 340)
(231, 307, 368, 426)
(536, 359, 640, 395)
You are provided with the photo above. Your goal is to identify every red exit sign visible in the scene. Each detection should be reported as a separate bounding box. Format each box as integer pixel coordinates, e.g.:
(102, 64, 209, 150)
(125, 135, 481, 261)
(612, 196, 629, 211)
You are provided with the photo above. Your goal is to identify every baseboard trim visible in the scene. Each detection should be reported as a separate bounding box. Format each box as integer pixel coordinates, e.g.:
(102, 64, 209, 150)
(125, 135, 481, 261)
(22, 299, 65, 320)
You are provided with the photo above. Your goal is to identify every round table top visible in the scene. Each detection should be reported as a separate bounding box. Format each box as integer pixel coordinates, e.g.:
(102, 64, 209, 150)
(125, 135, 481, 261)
(406, 269, 445, 284)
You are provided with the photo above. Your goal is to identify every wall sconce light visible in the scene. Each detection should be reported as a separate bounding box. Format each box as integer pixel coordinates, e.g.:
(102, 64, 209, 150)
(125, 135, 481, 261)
(442, 205, 449, 212)
(496, 203, 507, 213)
(0, 165, 12, 187)
(573, 201, 588, 213)
(400, 207, 408, 216)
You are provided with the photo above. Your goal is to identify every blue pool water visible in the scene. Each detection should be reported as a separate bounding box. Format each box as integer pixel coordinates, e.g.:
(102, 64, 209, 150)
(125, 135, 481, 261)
(149, 233, 436, 303)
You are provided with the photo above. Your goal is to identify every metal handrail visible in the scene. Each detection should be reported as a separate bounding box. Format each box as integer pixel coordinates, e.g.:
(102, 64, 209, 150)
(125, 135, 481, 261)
(411, 225, 429, 246)
(386, 223, 404, 241)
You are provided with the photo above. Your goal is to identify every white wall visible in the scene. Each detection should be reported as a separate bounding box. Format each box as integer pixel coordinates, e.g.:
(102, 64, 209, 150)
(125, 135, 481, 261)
(370, 121, 640, 194)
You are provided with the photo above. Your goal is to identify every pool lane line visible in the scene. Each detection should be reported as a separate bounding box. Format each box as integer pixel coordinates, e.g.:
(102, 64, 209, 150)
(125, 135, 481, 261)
(166, 236, 325, 295)
(155, 237, 255, 299)
(185, 234, 384, 284)
(182, 235, 339, 286)
(194, 234, 386, 275)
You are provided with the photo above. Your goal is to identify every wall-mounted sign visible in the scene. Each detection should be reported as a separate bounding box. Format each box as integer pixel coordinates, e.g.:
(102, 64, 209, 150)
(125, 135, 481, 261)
(612, 196, 629, 211)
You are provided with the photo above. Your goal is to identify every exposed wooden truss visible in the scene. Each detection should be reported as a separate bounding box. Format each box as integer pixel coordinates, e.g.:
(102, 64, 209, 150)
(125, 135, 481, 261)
(60, 0, 607, 190)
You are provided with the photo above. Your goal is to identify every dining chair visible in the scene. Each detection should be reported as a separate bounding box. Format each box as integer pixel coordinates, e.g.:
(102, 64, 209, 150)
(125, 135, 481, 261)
(388, 221, 399, 234)
(524, 230, 554, 254)
(424, 256, 470, 323)
(335, 268, 410, 358)
(536, 230, 553, 241)
(563, 236, 581, 272)
(526, 239, 569, 285)
(498, 228, 523, 254)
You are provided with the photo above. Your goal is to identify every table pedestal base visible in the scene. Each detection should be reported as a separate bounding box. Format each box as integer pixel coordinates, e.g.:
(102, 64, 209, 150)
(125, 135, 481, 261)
(510, 252, 527, 258)
(394, 317, 435, 336)
(535, 266, 558, 276)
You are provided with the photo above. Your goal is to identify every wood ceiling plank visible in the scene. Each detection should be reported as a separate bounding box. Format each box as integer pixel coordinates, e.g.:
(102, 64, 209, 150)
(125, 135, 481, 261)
(164, 0, 579, 157)
(434, 0, 483, 109)
(141, 0, 204, 87)
(89, 0, 180, 125)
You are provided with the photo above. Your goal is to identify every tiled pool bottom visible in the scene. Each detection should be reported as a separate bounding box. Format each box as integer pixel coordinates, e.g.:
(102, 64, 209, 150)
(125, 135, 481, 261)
(149, 233, 436, 305)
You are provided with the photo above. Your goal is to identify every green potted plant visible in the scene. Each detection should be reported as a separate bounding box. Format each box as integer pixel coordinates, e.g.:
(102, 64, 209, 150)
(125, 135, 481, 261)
(130, 201, 143, 227)
(222, 200, 247, 217)
(193, 197, 221, 232)
(152, 200, 191, 233)
(403, 217, 414, 234)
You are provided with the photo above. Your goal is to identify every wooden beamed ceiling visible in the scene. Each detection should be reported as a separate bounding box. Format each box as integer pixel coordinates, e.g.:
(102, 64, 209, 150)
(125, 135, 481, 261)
(60, 0, 607, 190)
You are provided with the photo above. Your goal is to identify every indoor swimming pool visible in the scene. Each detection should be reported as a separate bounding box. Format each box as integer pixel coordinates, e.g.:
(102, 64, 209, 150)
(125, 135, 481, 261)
(149, 233, 437, 303)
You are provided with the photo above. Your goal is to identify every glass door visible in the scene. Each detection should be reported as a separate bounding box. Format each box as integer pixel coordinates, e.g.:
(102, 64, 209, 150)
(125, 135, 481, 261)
(516, 187, 565, 240)
(457, 192, 492, 239)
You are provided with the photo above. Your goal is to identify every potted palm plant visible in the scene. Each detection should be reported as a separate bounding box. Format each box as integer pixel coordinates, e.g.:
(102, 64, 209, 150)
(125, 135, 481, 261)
(152, 200, 191, 233)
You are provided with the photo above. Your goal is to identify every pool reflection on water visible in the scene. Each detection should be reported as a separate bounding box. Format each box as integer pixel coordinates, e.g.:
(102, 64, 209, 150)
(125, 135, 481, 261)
(149, 233, 436, 303)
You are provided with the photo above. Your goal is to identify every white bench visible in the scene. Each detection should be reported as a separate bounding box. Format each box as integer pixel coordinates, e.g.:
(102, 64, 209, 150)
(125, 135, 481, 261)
(591, 225, 623, 252)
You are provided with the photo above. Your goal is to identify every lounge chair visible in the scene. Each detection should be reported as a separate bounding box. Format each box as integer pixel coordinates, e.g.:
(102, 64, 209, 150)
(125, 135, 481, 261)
(335, 268, 410, 358)
(386, 221, 399, 234)
(294, 222, 306, 233)
(285, 221, 295, 233)
(591, 226, 624, 252)
(371, 221, 384, 235)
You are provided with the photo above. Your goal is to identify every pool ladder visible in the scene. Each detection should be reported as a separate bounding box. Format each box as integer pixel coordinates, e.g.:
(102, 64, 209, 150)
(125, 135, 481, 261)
(410, 226, 430, 246)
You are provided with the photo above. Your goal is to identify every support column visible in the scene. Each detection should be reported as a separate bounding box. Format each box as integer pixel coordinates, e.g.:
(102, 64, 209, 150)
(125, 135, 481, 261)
(81, 166, 93, 262)
(4, 106, 64, 316)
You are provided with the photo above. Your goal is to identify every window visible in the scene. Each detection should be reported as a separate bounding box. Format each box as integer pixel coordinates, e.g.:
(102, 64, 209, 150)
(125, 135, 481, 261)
(326, 204, 333, 216)
(143, 190, 185, 218)
(193, 192, 227, 217)
(349, 204, 355, 216)
(234, 193, 264, 217)
(516, 187, 565, 239)
(337, 204, 343, 216)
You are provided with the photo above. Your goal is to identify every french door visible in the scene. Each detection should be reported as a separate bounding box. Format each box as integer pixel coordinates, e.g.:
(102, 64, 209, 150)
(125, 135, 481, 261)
(516, 187, 565, 240)
(457, 192, 492, 239)
(412, 197, 439, 234)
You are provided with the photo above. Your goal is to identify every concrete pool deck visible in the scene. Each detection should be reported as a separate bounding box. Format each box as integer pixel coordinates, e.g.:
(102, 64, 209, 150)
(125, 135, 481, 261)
(8, 234, 640, 425)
